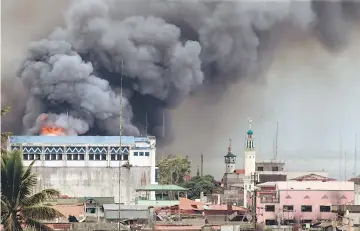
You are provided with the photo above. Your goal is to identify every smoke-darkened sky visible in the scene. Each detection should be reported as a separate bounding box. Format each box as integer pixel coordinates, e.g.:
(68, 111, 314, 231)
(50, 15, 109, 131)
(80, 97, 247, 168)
(2, 0, 360, 179)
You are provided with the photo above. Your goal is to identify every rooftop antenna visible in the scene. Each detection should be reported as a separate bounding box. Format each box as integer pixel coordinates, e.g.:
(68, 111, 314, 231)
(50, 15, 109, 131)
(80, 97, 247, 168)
(274, 122, 279, 161)
(118, 60, 124, 230)
(339, 132, 342, 181)
(161, 111, 165, 160)
(145, 113, 148, 135)
(354, 134, 357, 176)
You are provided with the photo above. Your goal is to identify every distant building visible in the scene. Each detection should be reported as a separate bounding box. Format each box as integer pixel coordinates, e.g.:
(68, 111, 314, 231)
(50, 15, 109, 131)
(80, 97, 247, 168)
(255, 181, 355, 225)
(8, 136, 157, 204)
(349, 175, 360, 205)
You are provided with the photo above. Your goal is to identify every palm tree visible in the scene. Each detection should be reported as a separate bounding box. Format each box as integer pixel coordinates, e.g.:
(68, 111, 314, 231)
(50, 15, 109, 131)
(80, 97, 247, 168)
(1, 106, 12, 156)
(1, 150, 64, 231)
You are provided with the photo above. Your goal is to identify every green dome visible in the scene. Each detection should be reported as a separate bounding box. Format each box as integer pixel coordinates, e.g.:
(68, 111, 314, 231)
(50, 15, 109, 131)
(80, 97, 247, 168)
(247, 130, 253, 135)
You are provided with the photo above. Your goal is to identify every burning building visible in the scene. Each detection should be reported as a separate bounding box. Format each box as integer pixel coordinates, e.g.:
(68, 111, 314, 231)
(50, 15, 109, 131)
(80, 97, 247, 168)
(8, 135, 157, 204)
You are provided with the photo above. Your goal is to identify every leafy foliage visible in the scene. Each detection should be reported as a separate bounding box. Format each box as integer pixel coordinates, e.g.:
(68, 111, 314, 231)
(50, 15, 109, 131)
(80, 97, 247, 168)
(157, 155, 191, 185)
(1, 150, 64, 231)
(182, 175, 222, 200)
(1, 106, 12, 156)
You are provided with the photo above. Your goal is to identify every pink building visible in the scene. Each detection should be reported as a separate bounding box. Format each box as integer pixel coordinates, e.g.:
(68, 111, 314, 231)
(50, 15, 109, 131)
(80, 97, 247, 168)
(255, 181, 355, 225)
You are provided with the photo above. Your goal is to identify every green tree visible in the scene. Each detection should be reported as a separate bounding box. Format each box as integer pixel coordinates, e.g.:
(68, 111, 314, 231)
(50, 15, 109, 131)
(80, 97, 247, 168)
(157, 155, 191, 185)
(1, 106, 13, 156)
(1, 150, 64, 231)
(182, 174, 222, 200)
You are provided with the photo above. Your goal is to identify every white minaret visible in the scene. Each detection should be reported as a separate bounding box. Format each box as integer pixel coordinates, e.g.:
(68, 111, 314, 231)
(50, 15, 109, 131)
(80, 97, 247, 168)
(243, 118, 256, 208)
(224, 139, 236, 173)
(244, 118, 256, 176)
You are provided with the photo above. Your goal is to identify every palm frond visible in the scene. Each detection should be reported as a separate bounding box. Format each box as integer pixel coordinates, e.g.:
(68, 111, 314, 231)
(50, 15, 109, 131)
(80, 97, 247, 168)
(22, 205, 64, 221)
(22, 189, 61, 207)
(2, 212, 22, 231)
(25, 217, 54, 231)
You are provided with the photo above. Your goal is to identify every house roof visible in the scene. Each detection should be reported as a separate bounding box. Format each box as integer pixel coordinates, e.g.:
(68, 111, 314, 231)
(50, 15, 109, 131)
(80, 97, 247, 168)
(136, 184, 188, 192)
(178, 198, 248, 212)
(348, 176, 360, 185)
(258, 181, 354, 191)
(103, 204, 149, 211)
(50, 204, 85, 220)
(290, 173, 336, 181)
(77, 197, 115, 205)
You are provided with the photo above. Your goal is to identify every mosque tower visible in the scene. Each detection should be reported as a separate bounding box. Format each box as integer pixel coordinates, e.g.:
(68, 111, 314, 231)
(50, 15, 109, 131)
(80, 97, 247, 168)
(224, 139, 236, 173)
(244, 118, 256, 176)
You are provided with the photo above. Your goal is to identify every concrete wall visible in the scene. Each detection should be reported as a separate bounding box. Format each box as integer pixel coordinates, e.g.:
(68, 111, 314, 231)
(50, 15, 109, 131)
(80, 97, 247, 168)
(355, 185, 360, 205)
(33, 166, 151, 204)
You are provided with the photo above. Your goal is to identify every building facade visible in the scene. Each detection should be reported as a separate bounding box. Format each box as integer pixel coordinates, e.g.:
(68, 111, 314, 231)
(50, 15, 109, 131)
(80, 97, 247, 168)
(255, 181, 355, 225)
(8, 136, 157, 204)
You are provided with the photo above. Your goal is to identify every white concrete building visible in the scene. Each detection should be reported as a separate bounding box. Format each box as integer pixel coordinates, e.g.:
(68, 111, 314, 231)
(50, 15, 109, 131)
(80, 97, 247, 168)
(8, 136, 157, 204)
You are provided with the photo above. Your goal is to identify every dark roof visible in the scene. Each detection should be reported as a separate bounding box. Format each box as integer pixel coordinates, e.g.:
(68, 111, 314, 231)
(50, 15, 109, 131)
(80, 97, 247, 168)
(224, 152, 236, 158)
(349, 176, 360, 185)
(77, 197, 115, 205)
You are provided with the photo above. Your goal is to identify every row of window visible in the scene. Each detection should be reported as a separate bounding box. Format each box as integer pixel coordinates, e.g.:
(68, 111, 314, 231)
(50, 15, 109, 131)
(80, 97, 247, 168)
(133, 151, 150, 156)
(265, 219, 315, 226)
(257, 166, 279, 171)
(23, 153, 129, 161)
(265, 205, 331, 213)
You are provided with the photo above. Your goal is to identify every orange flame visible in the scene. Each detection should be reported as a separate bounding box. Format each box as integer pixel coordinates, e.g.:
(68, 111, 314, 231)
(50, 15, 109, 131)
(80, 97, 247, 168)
(40, 126, 66, 136)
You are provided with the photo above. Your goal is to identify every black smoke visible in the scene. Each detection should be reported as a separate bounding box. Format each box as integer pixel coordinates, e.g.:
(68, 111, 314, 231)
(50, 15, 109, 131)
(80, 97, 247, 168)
(15, 0, 360, 143)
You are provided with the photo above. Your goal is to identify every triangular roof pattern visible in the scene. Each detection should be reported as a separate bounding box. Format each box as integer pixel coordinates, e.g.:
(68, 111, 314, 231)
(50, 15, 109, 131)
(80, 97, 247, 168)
(290, 173, 336, 181)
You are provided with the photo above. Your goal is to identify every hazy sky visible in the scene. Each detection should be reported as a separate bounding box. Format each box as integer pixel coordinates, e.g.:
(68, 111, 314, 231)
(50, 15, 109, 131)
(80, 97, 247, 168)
(2, 0, 360, 180)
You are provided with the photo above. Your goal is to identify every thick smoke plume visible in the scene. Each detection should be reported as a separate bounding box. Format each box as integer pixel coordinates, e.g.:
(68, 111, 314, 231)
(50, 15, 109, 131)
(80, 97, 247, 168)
(9, 0, 360, 142)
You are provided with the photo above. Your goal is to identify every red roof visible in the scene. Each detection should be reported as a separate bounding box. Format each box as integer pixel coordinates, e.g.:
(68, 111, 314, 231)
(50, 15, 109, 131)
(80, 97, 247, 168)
(234, 169, 245, 174)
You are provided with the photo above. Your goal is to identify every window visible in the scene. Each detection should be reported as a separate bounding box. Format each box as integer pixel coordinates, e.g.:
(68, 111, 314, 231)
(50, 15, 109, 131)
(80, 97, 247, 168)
(45, 155, 50, 160)
(320, 205, 331, 212)
(89, 154, 95, 160)
(265, 205, 275, 212)
(272, 166, 279, 171)
(134, 152, 138, 156)
(86, 208, 96, 214)
(257, 166, 264, 171)
(29, 154, 34, 160)
(283, 220, 295, 225)
(95, 154, 100, 160)
(73, 154, 79, 160)
(23, 154, 29, 160)
(265, 220, 277, 226)
(35, 154, 41, 160)
(57, 154, 63, 160)
(67, 154, 72, 160)
(123, 154, 129, 161)
(283, 205, 294, 212)
(301, 220, 312, 224)
(301, 205, 312, 212)
(139, 152, 144, 156)
(111, 155, 116, 160)
(51, 154, 57, 160)
(145, 152, 150, 156)
(79, 154, 85, 160)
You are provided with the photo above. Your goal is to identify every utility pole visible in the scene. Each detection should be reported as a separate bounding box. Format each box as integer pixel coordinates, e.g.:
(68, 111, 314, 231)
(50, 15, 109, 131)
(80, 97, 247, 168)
(251, 172, 259, 230)
(200, 154, 204, 177)
(118, 60, 124, 231)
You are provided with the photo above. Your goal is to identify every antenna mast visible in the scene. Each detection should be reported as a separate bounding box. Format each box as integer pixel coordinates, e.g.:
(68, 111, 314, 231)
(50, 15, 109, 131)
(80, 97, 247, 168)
(355, 134, 358, 176)
(118, 60, 124, 230)
(275, 122, 279, 160)
(339, 132, 342, 181)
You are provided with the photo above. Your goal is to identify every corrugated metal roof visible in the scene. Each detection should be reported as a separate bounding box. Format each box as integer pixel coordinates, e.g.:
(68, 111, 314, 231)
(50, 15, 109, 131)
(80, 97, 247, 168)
(136, 184, 188, 192)
(9, 136, 140, 145)
(103, 204, 149, 211)
(258, 181, 354, 190)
